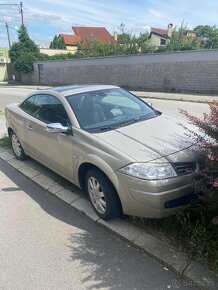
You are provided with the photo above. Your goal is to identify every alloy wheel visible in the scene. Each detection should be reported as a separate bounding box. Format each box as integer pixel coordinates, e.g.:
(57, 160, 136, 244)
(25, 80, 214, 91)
(88, 177, 107, 214)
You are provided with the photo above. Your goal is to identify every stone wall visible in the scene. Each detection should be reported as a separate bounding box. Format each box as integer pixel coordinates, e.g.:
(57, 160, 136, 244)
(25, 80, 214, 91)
(22, 49, 218, 93)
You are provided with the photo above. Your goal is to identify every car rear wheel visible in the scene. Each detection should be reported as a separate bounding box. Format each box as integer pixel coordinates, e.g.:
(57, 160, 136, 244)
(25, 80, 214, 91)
(86, 169, 122, 220)
(10, 131, 26, 160)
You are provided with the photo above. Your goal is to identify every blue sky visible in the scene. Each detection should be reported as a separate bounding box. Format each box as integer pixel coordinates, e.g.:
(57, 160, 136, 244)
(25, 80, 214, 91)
(0, 0, 218, 47)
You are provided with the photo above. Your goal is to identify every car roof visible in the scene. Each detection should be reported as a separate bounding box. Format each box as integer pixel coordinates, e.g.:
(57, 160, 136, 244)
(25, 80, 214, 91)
(46, 85, 119, 97)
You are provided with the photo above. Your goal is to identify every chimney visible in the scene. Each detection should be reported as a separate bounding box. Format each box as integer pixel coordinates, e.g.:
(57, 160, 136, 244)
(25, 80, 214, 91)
(114, 31, 118, 42)
(167, 23, 173, 37)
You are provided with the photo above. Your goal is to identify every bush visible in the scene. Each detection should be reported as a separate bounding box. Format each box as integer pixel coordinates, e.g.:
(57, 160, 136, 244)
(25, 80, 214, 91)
(180, 101, 218, 190)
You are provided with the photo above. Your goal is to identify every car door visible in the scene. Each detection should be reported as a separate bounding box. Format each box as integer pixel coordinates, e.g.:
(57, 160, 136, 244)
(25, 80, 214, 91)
(22, 93, 75, 181)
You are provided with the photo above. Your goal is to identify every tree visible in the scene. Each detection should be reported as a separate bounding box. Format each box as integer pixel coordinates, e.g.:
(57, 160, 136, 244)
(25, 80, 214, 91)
(205, 27, 218, 49)
(9, 25, 40, 73)
(49, 36, 66, 49)
(165, 23, 200, 52)
(76, 39, 118, 57)
(193, 25, 218, 49)
(194, 25, 213, 37)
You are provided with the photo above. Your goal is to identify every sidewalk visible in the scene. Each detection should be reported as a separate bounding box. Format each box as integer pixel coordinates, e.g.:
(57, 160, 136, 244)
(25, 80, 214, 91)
(0, 82, 217, 103)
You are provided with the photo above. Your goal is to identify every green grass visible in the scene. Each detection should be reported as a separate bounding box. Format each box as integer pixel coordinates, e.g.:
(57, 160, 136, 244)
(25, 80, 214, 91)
(129, 195, 218, 273)
(0, 135, 10, 148)
(0, 110, 5, 115)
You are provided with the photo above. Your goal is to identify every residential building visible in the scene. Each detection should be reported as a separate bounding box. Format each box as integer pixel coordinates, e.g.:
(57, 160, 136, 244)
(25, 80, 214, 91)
(59, 26, 115, 52)
(149, 23, 173, 47)
(0, 48, 10, 82)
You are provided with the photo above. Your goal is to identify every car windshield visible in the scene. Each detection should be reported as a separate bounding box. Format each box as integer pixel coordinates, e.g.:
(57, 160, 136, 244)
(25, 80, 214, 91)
(66, 88, 158, 132)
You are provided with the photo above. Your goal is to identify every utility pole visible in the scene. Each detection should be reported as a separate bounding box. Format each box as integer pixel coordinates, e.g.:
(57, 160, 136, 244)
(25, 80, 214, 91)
(6, 22, 11, 48)
(0, 3, 24, 25)
(20, 2, 24, 26)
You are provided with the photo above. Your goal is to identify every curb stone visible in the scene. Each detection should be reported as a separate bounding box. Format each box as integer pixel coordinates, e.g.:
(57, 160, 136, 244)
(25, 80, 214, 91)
(0, 146, 217, 289)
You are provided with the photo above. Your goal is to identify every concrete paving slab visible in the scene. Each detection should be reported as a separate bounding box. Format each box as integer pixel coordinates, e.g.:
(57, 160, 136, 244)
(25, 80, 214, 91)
(98, 218, 141, 242)
(48, 183, 65, 195)
(8, 158, 26, 169)
(0, 151, 14, 161)
(183, 260, 218, 290)
(134, 232, 190, 274)
(56, 189, 80, 204)
(18, 166, 40, 179)
(72, 198, 99, 222)
(0, 147, 7, 153)
(32, 174, 57, 190)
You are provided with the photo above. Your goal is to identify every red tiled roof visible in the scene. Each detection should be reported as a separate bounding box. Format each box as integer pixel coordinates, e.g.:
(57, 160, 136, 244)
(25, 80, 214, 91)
(150, 27, 168, 37)
(59, 34, 81, 45)
(72, 26, 113, 42)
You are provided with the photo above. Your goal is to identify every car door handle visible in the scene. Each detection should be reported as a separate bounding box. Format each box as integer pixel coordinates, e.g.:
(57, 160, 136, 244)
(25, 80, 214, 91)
(26, 125, 33, 130)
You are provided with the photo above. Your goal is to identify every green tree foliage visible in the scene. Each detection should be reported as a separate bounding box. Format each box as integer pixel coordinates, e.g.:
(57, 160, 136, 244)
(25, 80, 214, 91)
(165, 23, 200, 52)
(193, 25, 218, 49)
(117, 23, 155, 54)
(194, 25, 213, 37)
(205, 27, 218, 49)
(76, 39, 118, 57)
(9, 25, 40, 73)
(49, 36, 66, 49)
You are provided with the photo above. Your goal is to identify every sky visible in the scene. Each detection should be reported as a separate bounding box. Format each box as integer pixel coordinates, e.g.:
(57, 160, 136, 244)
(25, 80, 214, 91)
(0, 0, 218, 48)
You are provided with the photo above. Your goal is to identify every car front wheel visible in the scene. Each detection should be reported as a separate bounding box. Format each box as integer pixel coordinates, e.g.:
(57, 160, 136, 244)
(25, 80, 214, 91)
(86, 169, 122, 220)
(10, 130, 26, 160)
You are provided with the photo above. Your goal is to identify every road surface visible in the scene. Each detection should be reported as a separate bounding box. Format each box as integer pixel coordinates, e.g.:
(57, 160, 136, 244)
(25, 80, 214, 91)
(0, 159, 198, 290)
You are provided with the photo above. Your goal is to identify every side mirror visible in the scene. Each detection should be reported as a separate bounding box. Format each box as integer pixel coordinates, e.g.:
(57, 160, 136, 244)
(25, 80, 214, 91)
(46, 123, 70, 134)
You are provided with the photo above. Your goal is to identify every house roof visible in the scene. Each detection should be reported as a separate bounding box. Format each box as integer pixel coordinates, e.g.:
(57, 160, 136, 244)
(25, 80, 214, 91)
(150, 27, 169, 38)
(59, 34, 81, 45)
(72, 26, 113, 42)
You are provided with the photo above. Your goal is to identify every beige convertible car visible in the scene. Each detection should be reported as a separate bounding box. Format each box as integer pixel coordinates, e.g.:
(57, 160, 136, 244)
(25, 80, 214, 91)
(5, 85, 202, 220)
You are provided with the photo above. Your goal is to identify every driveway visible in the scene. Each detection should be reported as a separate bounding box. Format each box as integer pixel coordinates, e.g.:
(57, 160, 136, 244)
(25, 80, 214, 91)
(0, 159, 197, 290)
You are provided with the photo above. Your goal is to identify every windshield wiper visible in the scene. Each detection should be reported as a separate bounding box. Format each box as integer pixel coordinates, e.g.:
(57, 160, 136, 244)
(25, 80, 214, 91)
(134, 115, 157, 122)
(89, 126, 118, 132)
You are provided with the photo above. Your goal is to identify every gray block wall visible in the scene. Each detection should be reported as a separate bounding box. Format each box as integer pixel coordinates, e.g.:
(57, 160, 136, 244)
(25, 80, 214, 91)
(22, 49, 218, 93)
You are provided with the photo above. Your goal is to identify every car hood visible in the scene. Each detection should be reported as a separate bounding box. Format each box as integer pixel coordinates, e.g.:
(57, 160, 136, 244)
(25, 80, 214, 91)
(94, 113, 200, 163)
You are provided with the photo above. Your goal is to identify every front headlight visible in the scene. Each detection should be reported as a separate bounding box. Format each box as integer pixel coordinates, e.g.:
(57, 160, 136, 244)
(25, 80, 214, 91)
(118, 163, 177, 180)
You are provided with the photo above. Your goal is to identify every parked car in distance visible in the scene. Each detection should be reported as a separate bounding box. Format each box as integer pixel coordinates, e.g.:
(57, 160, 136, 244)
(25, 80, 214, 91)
(5, 85, 203, 220)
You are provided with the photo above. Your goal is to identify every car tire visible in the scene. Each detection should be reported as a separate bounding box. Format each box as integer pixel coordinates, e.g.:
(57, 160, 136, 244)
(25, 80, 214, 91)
(85, 169, 122, 220)
(10, 130, 27, 160)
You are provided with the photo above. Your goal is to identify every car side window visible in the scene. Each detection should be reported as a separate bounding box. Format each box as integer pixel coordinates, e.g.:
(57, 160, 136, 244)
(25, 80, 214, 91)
(20, 96, 39, 115)
(33, 94, 71, 126)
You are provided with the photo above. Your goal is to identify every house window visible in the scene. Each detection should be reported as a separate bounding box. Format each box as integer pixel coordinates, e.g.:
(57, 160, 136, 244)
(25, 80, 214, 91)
(160, 38, 166, 45)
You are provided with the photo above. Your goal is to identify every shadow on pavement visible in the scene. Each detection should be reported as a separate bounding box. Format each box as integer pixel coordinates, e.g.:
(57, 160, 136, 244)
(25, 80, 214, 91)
(0, 158, 197, 290)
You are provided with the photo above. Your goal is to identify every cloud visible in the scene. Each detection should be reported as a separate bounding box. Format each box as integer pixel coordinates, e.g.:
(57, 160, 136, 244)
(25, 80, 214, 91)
(1, 0, 218, 47)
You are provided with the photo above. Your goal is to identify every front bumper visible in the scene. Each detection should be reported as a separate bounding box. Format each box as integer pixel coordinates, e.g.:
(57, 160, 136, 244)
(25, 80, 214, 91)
(114, 172, 205, 218)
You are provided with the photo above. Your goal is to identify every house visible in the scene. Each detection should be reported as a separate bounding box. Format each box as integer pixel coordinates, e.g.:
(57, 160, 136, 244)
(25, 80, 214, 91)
(149, 23, 173, 47)
(0, 48, 10, 82)
(59, 26, 115, 52)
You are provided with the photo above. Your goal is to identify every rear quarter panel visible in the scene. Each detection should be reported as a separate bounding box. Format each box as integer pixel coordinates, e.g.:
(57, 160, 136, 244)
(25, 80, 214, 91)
(5, 103, 27, 148)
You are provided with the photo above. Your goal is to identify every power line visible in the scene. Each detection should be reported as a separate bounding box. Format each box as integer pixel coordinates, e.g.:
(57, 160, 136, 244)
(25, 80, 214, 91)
(0, 2, 24, 25)
(7, 24, 49, 46)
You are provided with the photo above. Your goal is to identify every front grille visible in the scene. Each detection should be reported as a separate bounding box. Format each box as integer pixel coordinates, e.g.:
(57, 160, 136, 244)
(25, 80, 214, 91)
(164, 193, 197, 208)
(173, 162, 197, 175)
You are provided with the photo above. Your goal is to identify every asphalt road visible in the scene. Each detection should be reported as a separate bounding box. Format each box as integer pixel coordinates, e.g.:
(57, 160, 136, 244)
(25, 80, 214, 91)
(0, 87, 210, 119)
(0, 159, 198, 290)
